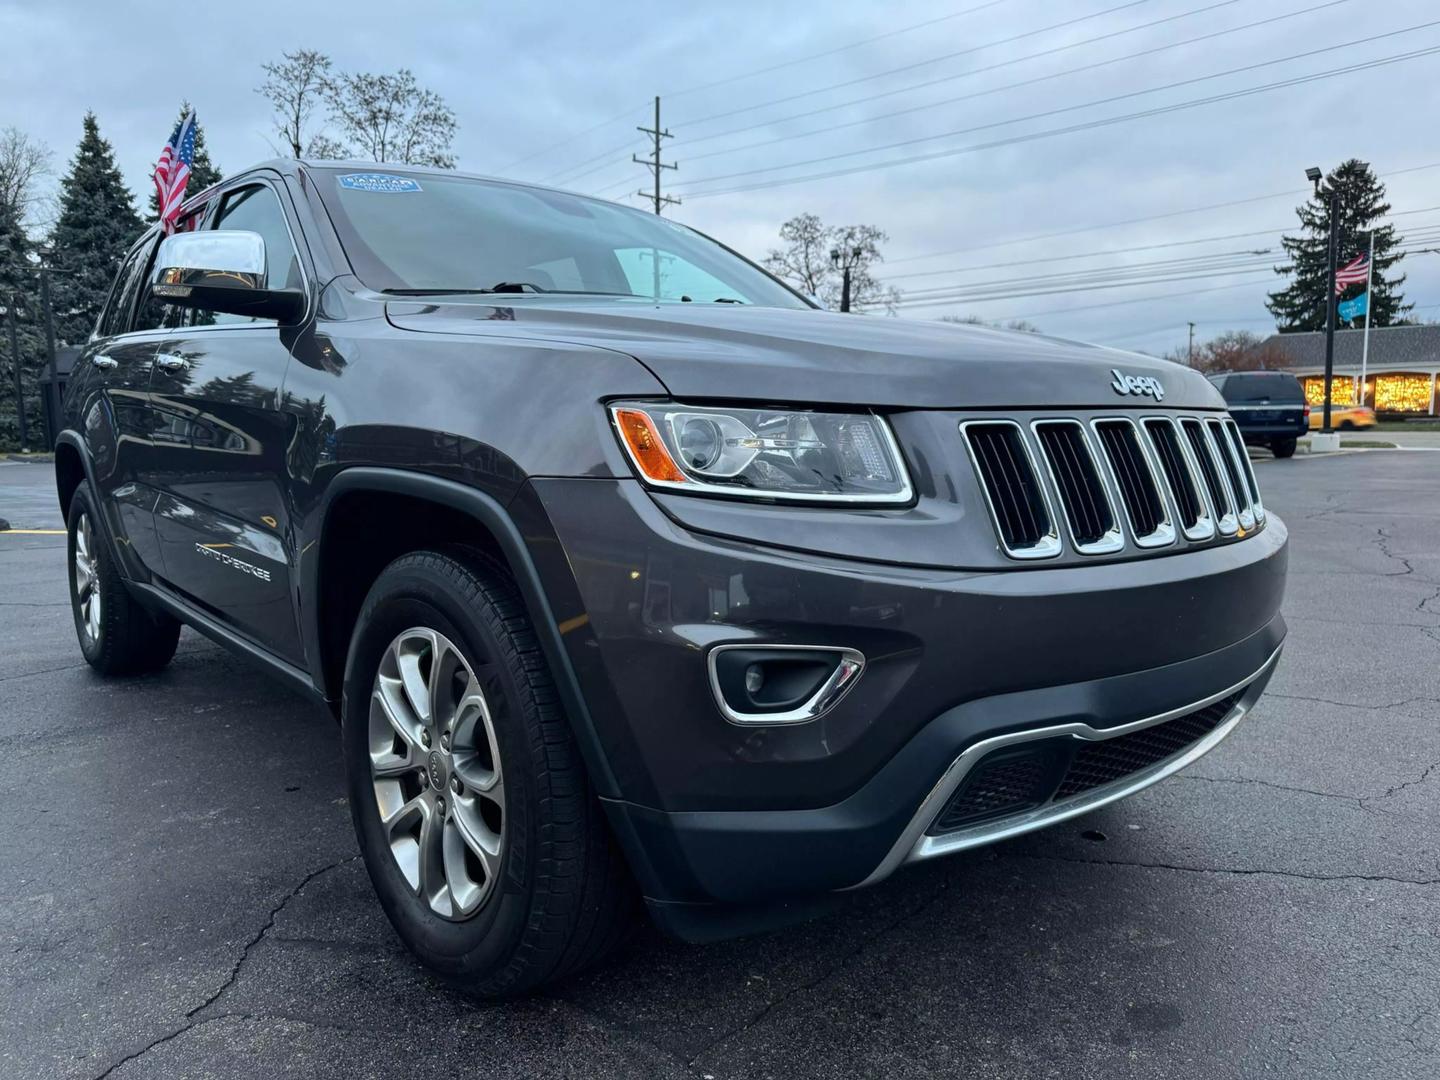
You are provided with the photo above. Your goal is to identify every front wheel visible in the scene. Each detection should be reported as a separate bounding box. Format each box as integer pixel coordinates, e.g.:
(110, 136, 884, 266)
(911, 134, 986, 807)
(67, 486, 180, 675)
(1271, 437, 1297, 459)
(341, 550, 636, 996)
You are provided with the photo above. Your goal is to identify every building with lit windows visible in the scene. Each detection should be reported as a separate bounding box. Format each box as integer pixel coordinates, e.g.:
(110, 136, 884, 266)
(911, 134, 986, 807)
(1256, 325, 1440, 415)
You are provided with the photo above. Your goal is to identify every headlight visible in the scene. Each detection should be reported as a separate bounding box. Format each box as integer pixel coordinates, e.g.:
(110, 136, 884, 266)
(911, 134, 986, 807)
(610, 402, 913, 504)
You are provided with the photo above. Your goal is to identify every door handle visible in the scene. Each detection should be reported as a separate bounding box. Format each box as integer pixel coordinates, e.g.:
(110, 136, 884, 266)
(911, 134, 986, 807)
(155, 354, 190, 372)
(92, 355, 118, 370)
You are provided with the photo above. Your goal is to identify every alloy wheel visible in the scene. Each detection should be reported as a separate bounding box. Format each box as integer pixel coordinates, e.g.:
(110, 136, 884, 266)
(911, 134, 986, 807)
(73, 511, 101, 644)
(369, 627, 505, 920)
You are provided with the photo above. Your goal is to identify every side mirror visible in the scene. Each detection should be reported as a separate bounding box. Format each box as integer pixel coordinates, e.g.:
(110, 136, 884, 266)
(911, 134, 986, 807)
(150, 230, 305, 324)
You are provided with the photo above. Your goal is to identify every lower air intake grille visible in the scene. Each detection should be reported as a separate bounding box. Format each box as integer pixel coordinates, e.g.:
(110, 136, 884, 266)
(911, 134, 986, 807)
(964, 423, 1054, 557)
(928, 749, 1057, 834)
(928, 692, 1243, 835)
(1095, 420, 1166, 539)
(1054, 693, 1241, 800)
(1035, 422, 1114, 546)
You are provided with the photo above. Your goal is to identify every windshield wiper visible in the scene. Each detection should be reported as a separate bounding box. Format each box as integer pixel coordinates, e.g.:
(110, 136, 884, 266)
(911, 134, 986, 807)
(383, 285, 646, 298)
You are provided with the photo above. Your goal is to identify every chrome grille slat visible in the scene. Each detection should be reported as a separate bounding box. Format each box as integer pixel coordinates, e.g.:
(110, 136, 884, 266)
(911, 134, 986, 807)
(1181, 417, 1238, 536)
(1222, 418, 1265, 523)
(1031, 421, 1123, 555)
(961, 422, 1061, 560)
(1142, 417, 1215, 542)
(1091, 418, 1175, 548)
(1206, 417, 1256, 531)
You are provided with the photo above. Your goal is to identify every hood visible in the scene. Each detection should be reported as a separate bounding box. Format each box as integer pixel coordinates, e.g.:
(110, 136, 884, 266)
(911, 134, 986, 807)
(385, 297, 1224, 411)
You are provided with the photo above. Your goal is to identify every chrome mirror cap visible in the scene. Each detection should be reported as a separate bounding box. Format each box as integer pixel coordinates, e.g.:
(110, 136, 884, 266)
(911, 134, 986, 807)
(153, 229, 266, 293)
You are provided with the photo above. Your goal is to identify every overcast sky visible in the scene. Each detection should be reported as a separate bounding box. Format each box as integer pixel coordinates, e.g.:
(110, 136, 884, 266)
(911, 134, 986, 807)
(5, 0, 1439, 355)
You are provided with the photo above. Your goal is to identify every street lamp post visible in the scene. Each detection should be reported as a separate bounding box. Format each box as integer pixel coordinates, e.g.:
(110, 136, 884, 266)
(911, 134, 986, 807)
(37, 249, 59, 450)
(5, 297, 26, 453)
(830, 245, 863, 313)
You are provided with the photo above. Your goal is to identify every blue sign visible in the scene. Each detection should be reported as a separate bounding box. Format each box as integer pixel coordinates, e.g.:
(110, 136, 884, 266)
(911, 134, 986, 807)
(338, 173, 422, 193)
(1338, 291, 1369, 322)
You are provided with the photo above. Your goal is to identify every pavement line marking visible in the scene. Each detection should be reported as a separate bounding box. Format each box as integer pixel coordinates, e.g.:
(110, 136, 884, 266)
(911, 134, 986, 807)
(0, 529, 66, 535)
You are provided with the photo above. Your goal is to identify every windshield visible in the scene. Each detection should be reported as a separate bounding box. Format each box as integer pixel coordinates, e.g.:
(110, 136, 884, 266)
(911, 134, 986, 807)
(1217, 373, 1305, 404)
(312, 168, 809, 308)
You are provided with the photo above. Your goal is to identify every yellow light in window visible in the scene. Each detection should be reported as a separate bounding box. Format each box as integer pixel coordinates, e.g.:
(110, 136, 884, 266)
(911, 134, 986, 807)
(1373, 374, 1435, 413)
(1303, 377, 1355, 406)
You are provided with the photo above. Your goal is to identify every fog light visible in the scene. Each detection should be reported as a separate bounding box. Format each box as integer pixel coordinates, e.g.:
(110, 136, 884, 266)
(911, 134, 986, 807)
(708, 645, 866, 726)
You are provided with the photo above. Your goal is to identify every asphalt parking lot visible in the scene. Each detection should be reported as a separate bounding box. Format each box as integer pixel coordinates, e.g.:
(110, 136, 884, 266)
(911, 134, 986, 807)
(1, 451, 1437, 1079)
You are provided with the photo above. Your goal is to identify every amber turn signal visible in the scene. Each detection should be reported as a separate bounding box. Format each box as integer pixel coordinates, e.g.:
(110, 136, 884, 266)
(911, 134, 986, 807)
(614, 409, 687, 483)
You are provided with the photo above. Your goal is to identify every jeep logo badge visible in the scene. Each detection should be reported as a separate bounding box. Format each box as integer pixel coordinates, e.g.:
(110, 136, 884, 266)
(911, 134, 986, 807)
(1111, 368, 1165, 401)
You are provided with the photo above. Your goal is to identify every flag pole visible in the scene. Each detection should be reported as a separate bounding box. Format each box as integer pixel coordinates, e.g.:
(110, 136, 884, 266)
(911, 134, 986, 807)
(1359, 229, 1375, 408)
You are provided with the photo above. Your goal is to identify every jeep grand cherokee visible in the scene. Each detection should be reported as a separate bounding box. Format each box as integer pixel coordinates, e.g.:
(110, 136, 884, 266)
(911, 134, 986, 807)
(55, 161, 1287, 995)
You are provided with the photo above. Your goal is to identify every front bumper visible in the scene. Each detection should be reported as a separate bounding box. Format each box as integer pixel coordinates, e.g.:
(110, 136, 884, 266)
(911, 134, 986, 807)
(520, 477, 1288, 935)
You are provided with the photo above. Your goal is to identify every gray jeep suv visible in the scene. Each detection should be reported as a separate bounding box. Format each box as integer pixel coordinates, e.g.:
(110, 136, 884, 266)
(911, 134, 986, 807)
(56, 161, 1287, 995)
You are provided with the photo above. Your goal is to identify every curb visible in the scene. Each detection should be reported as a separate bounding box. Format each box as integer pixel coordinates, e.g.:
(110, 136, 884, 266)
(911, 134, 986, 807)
(1, 453, 54, 464)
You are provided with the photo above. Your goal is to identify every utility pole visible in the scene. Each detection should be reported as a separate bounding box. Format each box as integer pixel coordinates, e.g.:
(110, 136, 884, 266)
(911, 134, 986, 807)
(1187, 321, 1196, 366)
(633, 96, 679, 216)
(5, 296, 27, 452)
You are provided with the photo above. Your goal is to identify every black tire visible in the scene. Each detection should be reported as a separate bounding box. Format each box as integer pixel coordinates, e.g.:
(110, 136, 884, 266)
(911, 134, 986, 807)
(1271, 438, 1297, 459)
(1340, 420, 1355, 431)
(66, 486, 181, 676)
(341, 549, 637, 997)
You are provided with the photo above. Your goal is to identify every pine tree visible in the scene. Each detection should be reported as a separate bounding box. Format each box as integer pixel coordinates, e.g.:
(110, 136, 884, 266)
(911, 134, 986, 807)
(48, 113, 143, 346)
(1266, 159, 1410, 332)
(146, 102, 223, 220)
(0, 195, 44, 450)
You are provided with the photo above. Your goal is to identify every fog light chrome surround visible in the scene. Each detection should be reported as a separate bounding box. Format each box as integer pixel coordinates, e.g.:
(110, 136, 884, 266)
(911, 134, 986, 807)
(707, 644, 866, 726)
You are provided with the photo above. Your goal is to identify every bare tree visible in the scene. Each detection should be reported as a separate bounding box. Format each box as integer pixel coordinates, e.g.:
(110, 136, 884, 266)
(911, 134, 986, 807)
(257, 49, 340, 158)
(940, 315, 1043, 333)
(325, 69, 456, 168)
(0, 126, 53, 223)
(763, 214, 900, 313)
(1163, 329, 1291, 372)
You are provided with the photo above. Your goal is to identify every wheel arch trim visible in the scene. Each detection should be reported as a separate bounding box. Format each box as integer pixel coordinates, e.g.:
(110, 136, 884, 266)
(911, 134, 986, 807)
(306, 467, 620, 799)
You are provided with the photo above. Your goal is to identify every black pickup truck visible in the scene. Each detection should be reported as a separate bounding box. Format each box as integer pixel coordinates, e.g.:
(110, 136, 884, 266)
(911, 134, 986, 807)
(56, 161, 1288, 995)
(1208, 371, 1310, 458)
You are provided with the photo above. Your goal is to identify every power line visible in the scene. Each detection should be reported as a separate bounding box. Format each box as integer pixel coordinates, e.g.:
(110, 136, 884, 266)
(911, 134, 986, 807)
(677, 45, 1440, 199)
(550, 0, 1260, 190)
(678, 0, 1162, 129)
(883, 208, 1440, 284)
(674, 28, 1440, 190)
(887, 162, 1440, 264)
(495, 101, 649, 174)
(665, 0, 1014, 100)
(893, 239, 1440, 309)
(681, 3, 1385, 167)
(674, 0, 1302, 150)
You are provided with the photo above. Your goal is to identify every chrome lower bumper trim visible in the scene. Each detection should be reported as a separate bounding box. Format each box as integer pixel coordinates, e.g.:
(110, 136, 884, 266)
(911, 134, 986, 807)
(854, 644, 1284, 889)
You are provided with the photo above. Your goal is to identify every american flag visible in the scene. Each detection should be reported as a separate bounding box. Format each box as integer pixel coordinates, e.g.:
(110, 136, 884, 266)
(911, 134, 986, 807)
(1333, 252, 1370, 294)
(153, 111, 197, 234)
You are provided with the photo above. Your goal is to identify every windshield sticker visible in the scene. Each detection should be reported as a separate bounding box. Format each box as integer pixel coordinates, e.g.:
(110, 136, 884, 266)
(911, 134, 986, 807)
(339, 173, 422, 193)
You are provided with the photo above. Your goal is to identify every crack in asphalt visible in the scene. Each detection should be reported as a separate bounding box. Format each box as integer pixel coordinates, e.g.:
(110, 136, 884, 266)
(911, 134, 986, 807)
(1374, 527, 1417, 577)
(87, 855, 359, 1080)
(1378, 760, 1440, 801)
(1179, 772, 1370, 807)
(1267, 690, 1440, 712)
(682, 882, 955, 1071)
(1018, 852, 1440, 887)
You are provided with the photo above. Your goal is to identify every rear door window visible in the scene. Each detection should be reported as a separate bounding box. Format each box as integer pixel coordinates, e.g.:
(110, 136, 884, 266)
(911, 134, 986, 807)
(1219, 374, 1304, 404)
(99, 239, 154, 337)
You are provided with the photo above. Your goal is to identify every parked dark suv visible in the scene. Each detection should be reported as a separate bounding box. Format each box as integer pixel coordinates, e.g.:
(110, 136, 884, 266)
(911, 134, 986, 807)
(56, 162, 1288, 995)
(1207, 371, 1309, 458)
